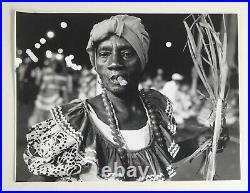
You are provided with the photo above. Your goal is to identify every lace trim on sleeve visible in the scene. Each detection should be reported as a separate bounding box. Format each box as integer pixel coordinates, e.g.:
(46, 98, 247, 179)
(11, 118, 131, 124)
(23, 116, 89, 177)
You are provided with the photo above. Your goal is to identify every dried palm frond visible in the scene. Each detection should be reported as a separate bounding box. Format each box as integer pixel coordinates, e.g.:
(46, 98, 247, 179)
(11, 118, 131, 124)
(183, 14, 229, 180)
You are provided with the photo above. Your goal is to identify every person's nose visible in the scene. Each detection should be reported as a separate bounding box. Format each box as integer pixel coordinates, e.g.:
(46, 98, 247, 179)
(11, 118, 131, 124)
(107, 51, 124, 70)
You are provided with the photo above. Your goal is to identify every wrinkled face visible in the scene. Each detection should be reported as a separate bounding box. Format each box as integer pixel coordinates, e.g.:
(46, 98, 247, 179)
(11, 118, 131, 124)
(95, 35, 143, 95)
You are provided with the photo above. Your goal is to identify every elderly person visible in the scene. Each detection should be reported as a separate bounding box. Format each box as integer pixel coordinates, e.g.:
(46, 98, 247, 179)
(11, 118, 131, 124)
(24, 15, 225, 182)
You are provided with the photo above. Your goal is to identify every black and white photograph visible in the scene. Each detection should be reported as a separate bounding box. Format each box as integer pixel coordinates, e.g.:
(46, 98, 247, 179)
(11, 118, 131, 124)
(2, 2, 248, 191)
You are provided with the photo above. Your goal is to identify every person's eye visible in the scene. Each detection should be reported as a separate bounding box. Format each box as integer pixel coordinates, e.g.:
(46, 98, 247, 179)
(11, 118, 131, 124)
(121, 50, 133, 59)
(98, 51, 111, 58)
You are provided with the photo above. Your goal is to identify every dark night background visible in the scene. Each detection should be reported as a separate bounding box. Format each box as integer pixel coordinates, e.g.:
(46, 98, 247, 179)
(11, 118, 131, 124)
(16, 13, 222, 82)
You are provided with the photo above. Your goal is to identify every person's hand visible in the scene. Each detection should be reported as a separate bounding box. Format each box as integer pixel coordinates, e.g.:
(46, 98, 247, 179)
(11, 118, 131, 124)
(216, 127, 230, 153)
(197, 127, 230, 153)
(197, 129, 213, 146)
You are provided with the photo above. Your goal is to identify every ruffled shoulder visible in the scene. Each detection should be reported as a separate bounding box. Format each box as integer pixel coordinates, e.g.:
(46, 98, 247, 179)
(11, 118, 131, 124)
(50, 99, 88, 144)
(23, 99, 95, 178)
(141, 89, 179, 159)
(141, 88, 176, 127)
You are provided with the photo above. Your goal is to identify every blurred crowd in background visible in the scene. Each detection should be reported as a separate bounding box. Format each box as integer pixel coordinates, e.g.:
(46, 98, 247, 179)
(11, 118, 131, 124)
(16, 50, 239, 132)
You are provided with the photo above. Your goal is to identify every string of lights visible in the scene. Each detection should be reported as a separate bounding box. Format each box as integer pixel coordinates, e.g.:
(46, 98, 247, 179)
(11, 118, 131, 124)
(16, 20, 82, 71)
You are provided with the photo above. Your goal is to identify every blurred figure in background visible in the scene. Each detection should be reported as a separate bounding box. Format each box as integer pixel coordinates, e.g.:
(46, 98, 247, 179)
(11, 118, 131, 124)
(17, 57, 39, 104)
(78, 68, 97, 100)
(17, 57, 32, 88)
(174, 83, 197, 126)
(160, 73, 186, 124)
(139, 73, 153, 90)
(140, 71, 200, 125)
(225, 90, 239, 126)
(190, 67, 198, 97)
(151, 68, 166, 91)
(160, 73, 183, 103)
(28, 54, 72, 127)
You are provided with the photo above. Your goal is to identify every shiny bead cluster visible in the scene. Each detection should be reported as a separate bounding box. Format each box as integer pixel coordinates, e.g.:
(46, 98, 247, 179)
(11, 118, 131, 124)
(101, 89, 127, 161)
(140, 90, 166, 148)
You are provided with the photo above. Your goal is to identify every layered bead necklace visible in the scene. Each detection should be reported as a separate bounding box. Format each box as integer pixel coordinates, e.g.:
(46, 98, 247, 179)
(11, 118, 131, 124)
(101, 88, 167, 164)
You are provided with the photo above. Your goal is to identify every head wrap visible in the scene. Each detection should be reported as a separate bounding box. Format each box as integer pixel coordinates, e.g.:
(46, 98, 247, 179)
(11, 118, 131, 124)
(86, 15, 150, 70)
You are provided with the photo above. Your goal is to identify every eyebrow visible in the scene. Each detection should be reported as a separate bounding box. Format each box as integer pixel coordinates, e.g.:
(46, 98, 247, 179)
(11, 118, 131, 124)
(97, 45, 133, 51)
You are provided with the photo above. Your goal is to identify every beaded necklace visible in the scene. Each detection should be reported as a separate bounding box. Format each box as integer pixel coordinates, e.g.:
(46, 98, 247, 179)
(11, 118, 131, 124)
(101, 88, 167, 164)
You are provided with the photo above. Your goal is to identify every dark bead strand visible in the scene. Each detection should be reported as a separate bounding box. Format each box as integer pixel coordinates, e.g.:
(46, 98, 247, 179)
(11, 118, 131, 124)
(140, 90, 166, 148)
(101, 89, 127, 164)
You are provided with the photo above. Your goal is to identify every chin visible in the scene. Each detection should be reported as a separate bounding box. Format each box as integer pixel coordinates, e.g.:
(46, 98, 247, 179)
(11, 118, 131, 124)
(108, 85, 128, 95)
(103, 80, 139, 96)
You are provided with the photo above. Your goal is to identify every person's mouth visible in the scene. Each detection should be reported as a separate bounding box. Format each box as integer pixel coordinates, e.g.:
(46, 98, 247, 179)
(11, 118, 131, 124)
(110, 74, 128, 86)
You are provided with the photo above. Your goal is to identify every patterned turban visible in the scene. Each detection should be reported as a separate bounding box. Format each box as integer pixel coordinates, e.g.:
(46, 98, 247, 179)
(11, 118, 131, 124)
(86, 15, 150, 70)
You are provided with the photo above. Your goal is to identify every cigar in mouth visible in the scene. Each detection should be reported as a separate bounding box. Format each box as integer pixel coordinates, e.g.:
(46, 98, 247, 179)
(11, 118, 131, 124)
(117, 76, 128, 86)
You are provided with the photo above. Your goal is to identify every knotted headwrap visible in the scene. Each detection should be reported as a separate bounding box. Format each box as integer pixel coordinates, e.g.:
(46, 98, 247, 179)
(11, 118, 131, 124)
(86, 15, 150, 70)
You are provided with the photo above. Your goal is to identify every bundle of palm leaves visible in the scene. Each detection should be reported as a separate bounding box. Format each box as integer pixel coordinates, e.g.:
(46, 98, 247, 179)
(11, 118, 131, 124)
(183, 14, 229, 180)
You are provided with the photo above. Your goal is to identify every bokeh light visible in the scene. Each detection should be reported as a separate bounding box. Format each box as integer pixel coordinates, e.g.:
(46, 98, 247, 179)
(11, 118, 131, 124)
(60, 22, 68, 29)
(47, 31, 55, 39)
(35, 43, 41, 49)
(15, 58, 23, 68)
(40, 38, 46, 44)
(17, 49, 23, 55)
(56, 53, 63, 60)
(26, 49, 38, 62)
(68, 55, 74, 60)
(45, 50, 52, 58)
(58, 48, 63, 54)
(26, 49, 31, 53)
(165, 42, 172, 48)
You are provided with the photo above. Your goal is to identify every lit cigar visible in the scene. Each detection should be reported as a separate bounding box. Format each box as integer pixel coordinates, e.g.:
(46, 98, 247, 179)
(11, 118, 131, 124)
(117, 76, 128, 86)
